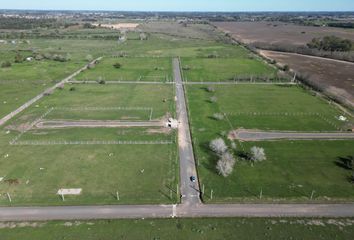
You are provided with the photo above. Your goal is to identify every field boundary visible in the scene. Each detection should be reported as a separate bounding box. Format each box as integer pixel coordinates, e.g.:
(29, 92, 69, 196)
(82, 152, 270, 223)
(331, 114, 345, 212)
(0, 57, 103, 127)
(11, 140, 173, 146)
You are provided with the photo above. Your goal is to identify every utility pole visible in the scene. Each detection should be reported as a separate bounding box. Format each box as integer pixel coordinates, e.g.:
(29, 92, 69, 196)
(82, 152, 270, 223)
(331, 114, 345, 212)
(116, 191, 120, 201)
(310, 190, 315, 200)
(259, 188, 263, 199)
(210, 189, 213, 200)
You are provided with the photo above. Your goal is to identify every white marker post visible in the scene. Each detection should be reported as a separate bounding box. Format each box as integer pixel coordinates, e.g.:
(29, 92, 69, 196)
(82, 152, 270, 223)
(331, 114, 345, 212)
(116, 191, 120, 201)
(6, 192, 11, 203)
(210, 189, 213, 200)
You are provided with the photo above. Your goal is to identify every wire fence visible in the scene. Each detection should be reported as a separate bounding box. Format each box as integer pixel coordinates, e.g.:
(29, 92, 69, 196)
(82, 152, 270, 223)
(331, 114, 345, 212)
(11, 140, 174, 146)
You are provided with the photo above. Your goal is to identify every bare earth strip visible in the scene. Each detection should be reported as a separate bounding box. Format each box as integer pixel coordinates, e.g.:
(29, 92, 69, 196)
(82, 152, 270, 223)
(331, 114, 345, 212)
(35, 120, 164, 129)
(230, 129, 354, 141)
(0, 57, 103, 127)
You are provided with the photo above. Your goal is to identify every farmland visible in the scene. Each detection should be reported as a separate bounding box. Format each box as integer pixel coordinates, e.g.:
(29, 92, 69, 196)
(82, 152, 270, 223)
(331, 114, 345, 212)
(213, 21, 354, 46)
(187, 84, 354, 202)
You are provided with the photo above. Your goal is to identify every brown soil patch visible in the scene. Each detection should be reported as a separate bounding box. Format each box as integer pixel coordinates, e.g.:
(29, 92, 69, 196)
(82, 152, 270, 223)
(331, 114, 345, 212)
(213, 21, 354, 46)
(4, 179, 20, 185)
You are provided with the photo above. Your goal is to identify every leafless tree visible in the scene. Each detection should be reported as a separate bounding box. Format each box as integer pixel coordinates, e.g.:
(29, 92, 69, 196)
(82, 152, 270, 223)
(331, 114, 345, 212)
(216, 152, 236, 177)
(210, 96, 218, 103)
(210, 138, 228, 155)
(250, 146, 267, 162)
(207, 86, 215, 92)
(213, 113, 224, 121)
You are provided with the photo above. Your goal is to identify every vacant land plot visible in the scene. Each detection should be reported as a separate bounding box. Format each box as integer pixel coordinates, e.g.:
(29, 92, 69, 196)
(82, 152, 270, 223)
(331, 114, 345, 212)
(213, 21, 354, 46)
(0, 84, 178, 206)
(75, 57, 172, 81)
(1, 218, 354, 240)
(261, 50, 354, 108)
(182, 57, 277, 82)
(187, 85, 354, 202)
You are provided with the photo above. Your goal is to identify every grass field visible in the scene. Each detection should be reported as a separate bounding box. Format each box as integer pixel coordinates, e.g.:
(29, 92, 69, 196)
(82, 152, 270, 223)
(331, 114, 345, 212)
(75, 57, 172, 81)
(0, 84, 178, 206)
(187, 85, 354, 202)
(182, 57, 277, 82)
(1, 218, 353, 240)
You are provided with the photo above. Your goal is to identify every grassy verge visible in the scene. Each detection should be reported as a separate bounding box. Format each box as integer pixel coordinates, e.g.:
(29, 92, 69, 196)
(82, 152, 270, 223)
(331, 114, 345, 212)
(1, 218, 353, 240)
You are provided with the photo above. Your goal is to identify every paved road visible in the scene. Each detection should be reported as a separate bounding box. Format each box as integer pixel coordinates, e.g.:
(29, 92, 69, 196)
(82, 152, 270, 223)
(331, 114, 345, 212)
(174, 58, 201, 206)
(232, 129, 354, 141)
(0, 57, 103, 127)
(1, 203, 354, 221)
(36, 120, 164, 129)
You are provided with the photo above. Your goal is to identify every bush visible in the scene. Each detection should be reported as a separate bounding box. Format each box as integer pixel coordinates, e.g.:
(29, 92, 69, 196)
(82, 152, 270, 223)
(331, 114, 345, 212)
(1, 61, 11, 68)
(250, 146, 267, 163)
(14, 53, 24, 63)
(69, 87, 76, 91)
(113, 63, 122, 69)
(307, 36, 352, 52)
(283, 65, 290, 72)
(98, 80, 106, 85)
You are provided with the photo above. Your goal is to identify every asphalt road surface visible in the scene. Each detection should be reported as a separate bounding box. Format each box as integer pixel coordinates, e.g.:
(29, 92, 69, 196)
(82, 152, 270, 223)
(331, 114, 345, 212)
(1, 204, 354, 221)
(232, 129, 354, 141)
(174, 58, 201, 206)
(36, 120, 164, 129)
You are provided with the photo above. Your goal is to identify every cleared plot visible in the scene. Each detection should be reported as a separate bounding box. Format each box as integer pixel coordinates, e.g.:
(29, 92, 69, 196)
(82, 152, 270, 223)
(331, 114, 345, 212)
(1, 218, 354, 240)
(182, 57, 277, 82)
(187, 85, 354, 202)
(0, 84, 178, 206)
(75, 57, 172, 81)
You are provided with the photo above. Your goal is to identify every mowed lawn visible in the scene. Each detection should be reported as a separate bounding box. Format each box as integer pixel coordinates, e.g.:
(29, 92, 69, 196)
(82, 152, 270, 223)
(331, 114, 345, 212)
(75, 57, 172, 81)
(187, 85, 354, 202)
(1, 218, 354, 240)
(0, 84, 178, 206)
(181, 57, 277, 82)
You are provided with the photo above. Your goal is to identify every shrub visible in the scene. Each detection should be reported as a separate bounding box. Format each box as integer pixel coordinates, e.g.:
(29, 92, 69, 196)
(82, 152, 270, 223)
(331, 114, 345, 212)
(216, 152, 236, 177)
(113, 63, 122, 69)
(1, 61, 11, 68)
(69, 87, 76, 91)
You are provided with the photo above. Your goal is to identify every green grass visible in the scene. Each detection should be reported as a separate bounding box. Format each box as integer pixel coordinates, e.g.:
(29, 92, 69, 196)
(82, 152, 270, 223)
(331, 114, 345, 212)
(1, 218, 353, 240)
(0, 84, 178, 206)
(182, 57, 277, 82)
(75, 57, 172, 81)
(186, 85, 354, 202)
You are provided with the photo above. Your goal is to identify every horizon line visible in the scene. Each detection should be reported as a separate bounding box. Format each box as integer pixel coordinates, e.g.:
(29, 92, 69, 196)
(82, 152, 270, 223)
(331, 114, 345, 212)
(1, 9, 354, 13)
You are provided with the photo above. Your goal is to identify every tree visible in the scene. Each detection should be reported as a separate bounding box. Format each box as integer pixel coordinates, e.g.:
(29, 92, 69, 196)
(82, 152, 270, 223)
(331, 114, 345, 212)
(209, 138, 228, 156)
(250, 146, 267, 162)
(307, 36, 352, 52)
(113, 63, 122, 69)
(216, 152, 236, 177)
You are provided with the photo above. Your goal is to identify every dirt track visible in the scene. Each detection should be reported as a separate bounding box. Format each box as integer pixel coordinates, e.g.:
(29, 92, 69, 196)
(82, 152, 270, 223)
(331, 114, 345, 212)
(35, 120, 164, 129)
(230, 129, 354, 141)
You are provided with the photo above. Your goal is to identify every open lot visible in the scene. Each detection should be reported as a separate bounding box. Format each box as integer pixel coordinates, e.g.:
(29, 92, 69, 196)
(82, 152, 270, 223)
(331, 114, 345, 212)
(75, 57, 172, 82)
(1, 218, 354, 240)
(182, 57, 277, 82)
(213, 21, 354, 46)
(260, 50, 354, 108)
(0, 84, 178, 206)
(187, 84, 354, 202)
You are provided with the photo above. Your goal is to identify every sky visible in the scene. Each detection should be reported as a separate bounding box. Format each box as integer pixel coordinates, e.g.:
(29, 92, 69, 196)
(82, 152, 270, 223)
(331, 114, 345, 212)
(0, 0, 353, 12)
